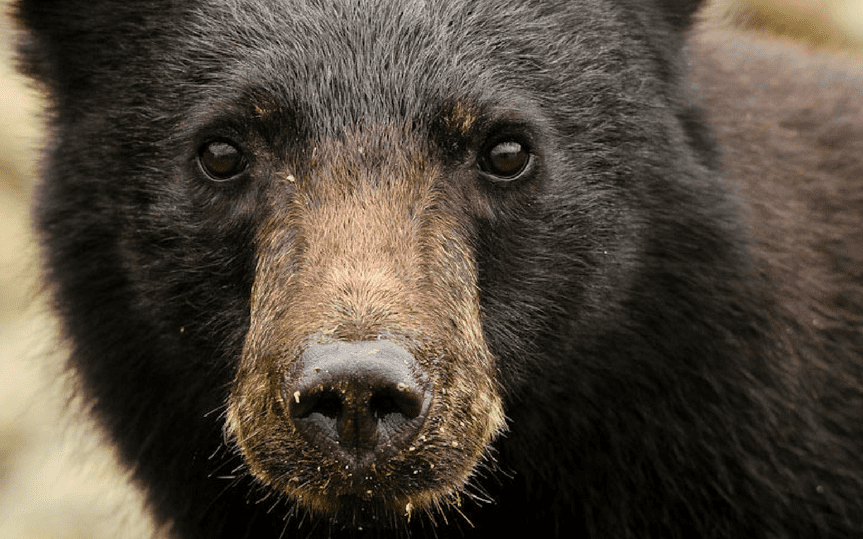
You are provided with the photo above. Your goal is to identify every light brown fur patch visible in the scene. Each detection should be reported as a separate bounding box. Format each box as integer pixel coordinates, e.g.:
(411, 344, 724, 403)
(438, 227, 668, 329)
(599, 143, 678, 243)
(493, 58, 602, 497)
(227, 123, 505, 521)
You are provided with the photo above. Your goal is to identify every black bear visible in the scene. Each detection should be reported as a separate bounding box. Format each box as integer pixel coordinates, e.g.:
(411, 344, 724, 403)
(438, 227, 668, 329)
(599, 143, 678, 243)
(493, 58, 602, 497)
(15, 0, 863, 537)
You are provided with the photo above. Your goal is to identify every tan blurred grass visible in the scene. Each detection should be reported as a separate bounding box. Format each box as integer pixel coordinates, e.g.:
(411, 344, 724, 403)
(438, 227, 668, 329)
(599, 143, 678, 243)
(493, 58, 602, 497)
(706, 0, 863, 50)
(0, 3, 158, 538)
(0, 1, 860, 538)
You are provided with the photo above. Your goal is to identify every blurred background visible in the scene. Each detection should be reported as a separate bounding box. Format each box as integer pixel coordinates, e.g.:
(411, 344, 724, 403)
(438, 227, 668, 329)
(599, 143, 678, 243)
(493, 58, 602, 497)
(0, 1, 861, 538)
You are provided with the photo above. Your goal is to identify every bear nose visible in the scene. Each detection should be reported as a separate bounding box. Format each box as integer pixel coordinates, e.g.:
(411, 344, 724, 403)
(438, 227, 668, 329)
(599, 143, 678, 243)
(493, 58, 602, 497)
(286, 340, 432, 469)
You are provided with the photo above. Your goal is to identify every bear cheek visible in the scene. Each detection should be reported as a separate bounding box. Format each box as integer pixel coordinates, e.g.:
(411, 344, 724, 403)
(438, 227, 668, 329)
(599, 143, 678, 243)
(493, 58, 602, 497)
(225, 140, 506, 517)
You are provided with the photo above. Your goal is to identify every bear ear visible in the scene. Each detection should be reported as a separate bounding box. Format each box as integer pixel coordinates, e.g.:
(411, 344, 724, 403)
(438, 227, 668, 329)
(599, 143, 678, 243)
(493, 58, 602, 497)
(14, 0, 136, 33)
(15, 0, 69, 27)
(14, 0, 81, 84)
(640, 0, 706, 30)
(654, 0, 707, 29)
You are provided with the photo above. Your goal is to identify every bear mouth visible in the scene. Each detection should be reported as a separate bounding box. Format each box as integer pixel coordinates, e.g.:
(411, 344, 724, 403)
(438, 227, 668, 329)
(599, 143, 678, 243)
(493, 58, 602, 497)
(323, 493, 418, 532)
(229, 319, 506, 522)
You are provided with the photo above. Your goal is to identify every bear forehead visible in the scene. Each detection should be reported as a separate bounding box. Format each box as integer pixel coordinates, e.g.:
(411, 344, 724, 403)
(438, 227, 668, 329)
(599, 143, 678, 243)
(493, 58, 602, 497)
(143, 0, 652, 133)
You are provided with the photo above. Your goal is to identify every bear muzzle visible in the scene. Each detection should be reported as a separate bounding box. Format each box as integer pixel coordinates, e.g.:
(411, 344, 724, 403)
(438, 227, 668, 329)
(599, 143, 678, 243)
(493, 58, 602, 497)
(284, 340, 433, 472)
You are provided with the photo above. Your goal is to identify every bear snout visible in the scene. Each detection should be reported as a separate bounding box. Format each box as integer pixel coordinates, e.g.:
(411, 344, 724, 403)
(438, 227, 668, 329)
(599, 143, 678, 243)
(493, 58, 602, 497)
(286, 340, 433, 471)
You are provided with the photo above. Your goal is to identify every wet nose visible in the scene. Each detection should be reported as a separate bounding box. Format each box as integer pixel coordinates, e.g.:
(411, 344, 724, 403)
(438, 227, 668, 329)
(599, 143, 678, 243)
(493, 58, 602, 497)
(285, 340, 432, 468)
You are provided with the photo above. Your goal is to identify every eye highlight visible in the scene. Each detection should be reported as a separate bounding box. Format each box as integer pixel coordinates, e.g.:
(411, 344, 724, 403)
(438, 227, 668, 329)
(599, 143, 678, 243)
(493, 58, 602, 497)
(198, 140, 248, 181)
(478, 140, 531, 181)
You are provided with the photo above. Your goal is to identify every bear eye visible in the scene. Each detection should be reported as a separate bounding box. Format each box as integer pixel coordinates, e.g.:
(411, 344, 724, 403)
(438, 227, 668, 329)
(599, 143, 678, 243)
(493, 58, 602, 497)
(479, 140, 531, 181)
(198, 140, 248, 181)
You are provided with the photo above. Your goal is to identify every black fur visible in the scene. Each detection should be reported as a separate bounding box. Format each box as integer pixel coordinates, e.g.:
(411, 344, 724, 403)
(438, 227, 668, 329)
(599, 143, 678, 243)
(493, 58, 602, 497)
(16, 0, 863, 537)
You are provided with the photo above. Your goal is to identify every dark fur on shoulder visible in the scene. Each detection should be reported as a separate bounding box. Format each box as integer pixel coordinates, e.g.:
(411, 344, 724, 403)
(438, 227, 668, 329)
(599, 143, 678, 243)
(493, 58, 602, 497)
(16, 0, 863, 537)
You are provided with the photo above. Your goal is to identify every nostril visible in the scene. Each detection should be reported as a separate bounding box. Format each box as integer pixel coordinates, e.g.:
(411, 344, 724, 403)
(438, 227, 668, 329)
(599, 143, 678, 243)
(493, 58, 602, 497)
(284, 340, 432, 467)
(290, 388, 345, 443)
(291, 389, 343, 421)
(370, 385, 423, 421)
(370, 385, 426, 443)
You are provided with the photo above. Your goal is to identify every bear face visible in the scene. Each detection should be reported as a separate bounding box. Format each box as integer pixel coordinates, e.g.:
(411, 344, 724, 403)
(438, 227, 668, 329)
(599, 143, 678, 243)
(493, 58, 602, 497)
(15, 0, 863, 537)
(230, 122, 505, 520)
